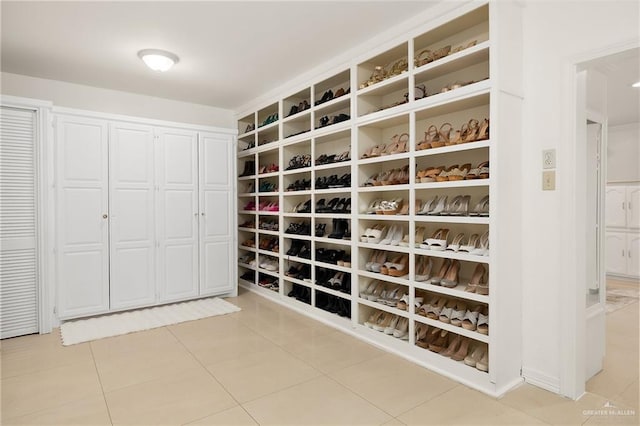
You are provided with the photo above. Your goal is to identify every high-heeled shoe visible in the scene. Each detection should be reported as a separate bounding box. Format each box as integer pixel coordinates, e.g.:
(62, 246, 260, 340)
(417, 196, 439, 215)
(447, 163, 472, 181)
(477, 306, 489, 335)
(382, 133, 409, 156)
(470, 195, 489, 216)
(414, 227, 426, 249)
(465, 343, 488, 371)
(415, 256, 433, 281)
(417, 326, 439, 349)
(446, 233, 466, 252)
(470, 231, 489, 256)
(393, 317, 409, 340)
(427, 258, 451, 285)
(465, 264, 486, 294)
(440, 333, 462, 357)
(426, 196, 448, 216)
(421, 228, 450, 251)
(386, 254, 409, 277)
(461, 305, 483, 331)
(446, 195, 471, 216)
(451, 336, 471, 361)
(466, 161, 489, 180)
(440, 260, 460, 288)
(477, 118, 489, 141)
(428, 329, 449, 353)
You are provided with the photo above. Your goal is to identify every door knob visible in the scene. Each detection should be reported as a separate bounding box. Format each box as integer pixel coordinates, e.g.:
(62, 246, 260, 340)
(102, 214, 108, 219)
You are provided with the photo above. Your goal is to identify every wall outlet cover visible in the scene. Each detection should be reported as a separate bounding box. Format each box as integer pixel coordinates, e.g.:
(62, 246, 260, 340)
(543, 170, 556, 190)
(543, 149, 556, 169)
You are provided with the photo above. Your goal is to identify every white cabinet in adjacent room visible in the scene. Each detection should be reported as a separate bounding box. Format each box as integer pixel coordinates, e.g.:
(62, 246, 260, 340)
(605, 232, 627, 276)
(56, 115, 110, 318)
(605, 186, 626, 228)
(109, 122, 156, 310)
(605, 184, 640, 279)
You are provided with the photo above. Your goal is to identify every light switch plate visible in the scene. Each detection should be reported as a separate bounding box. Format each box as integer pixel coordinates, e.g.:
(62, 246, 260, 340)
(543, 149, 556, 169)
(543, 170, 556, 190)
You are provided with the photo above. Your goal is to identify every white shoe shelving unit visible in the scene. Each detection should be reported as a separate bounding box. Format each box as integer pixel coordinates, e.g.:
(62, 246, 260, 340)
(235, 1, 523, 396)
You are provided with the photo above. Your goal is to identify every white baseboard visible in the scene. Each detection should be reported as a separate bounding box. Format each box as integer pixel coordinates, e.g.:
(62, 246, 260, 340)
(522, 367, 561, 394)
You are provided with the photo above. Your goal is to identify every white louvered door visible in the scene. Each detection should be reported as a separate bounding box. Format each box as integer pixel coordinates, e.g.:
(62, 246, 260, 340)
(0, 107, 38, 338)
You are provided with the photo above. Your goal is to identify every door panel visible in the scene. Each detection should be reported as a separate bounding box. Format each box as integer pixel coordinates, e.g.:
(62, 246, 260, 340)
(201, 241, 232, 295)
(605, 232, 627, 275)
(109, 122, 156, 310)
(199, 132, 234, 296)
(204, 191, 229, 237)
(627, 186, 640, 229)
(57, 116, 109, 318)
(157, 128, 199, 302)
(628, 234, 640, 277)
(164, 190, 196, 239)
(605, 186, 626, 228)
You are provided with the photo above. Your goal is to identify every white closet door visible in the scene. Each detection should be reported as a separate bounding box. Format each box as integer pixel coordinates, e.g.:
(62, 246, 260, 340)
(109, 122, 156, 309)
(157, 128, 199, 302)
(628, 234, 640, 277)
(199, 132, 234, 296)
(0, 107, 38, 338)
(56, 115, 109, 318)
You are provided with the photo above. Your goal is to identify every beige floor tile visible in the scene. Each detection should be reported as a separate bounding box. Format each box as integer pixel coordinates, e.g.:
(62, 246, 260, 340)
(329, 353, 457, 416)
(398, 385, 547, 425)
(500, 384, 609, 425)
(243, 375, 392, 425)
(89, 326, 179, 358)
(1, 338, 93, 379)
(186, 405, 258, 425)
(0, 329, 64, 353)
(587, 349, 639, 398)
(381, 418, 407, 425)
(94, 341, 203, 392)
(280, 329, 387, 373)
(1, 361, 103, 420)
(105, 367, 236, 425)
(616, 380, 639, 410)
(205, 346, 321, 403)
(2, 395, 111, 425)
(178, 325, 282, 366)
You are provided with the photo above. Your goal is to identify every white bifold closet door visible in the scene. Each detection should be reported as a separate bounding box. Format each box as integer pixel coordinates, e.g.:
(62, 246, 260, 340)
(109, 122, 156, 309)
(0, 107, 38, 338)
(199, 132, 233, 295)
(156, 128, 199, 302)
(56, 116, 110, 319)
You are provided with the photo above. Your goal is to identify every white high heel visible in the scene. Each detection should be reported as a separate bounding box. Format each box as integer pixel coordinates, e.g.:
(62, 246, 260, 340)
(369, 226, 388, 244)
(470, 195, 489, 216)
(459, 233, 479, 253)
(426, 196, 448, 215)
(390, 226, 404, 246)
(417, 196, 439, 215)
(446, 233, 466, 252)
(424, 228, 450, 251)
(448, 195, 471, 216)
(471, 231, 489, 256)
(379, 225, 398, 245)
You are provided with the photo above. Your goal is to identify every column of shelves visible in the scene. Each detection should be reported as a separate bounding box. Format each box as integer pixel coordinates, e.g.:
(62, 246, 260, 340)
(236, 1, 523, 395)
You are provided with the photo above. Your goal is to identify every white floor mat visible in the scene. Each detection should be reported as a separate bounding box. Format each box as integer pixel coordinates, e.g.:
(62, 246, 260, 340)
(60, 297, 240, 346)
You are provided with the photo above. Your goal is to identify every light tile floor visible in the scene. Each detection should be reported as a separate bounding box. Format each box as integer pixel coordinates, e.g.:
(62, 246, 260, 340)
(1, 287, 637, 425)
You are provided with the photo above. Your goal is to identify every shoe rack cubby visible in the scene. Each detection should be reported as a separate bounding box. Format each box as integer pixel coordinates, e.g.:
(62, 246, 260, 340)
(236, 1, 523, 397)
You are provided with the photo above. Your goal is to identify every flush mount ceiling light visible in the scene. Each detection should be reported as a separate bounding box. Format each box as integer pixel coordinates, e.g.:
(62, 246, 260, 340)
(137, 49, 179, 72)
(632, 81, 640, 88)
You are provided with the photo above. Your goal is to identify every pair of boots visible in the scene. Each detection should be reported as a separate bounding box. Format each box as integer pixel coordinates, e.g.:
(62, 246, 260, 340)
(328, 219, 349, 239)
(239, 161, 255, 177)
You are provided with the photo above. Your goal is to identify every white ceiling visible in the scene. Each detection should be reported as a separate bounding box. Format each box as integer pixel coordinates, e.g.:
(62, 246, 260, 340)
(1, 1, 440, 112)
(587, 48, 640, 126)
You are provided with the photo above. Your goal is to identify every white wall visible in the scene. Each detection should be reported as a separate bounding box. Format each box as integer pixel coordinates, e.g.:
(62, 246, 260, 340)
(521, 0, 639, 395)
(608, 123, 640, 183)
(1, 72, 235, 128)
